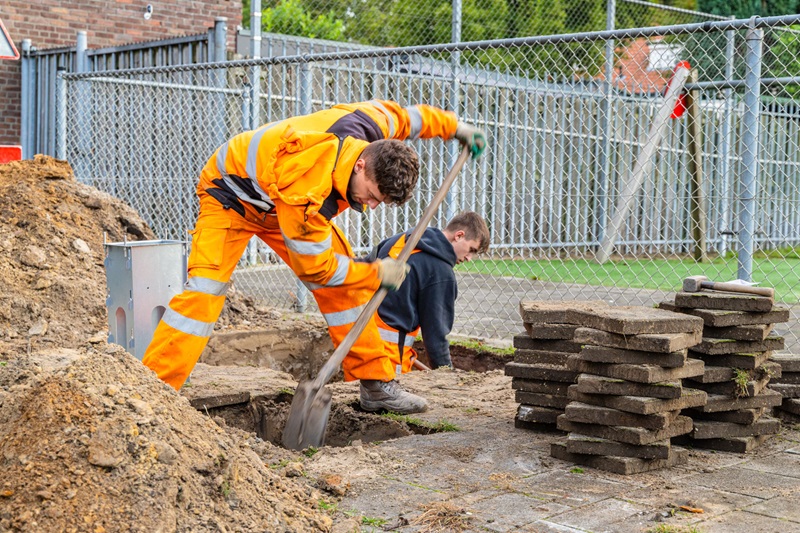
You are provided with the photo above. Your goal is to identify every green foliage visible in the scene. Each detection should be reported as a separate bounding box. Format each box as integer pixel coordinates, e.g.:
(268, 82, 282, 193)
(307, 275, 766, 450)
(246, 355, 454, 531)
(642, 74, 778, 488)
(569, 466, 585, 473)
(243, 0, 345, 40)
(381, 412, 461, 432)
(303, 446, 319, 458)
(645, 525, 705, 533)
(451, 338, 515, 356)
(361, 516, 389, 527)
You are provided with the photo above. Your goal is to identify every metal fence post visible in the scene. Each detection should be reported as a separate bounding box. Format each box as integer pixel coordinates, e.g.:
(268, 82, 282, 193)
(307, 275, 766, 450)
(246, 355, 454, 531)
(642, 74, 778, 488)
(292, 61, 313, 313)
(250, 0, 262, 129)
(20, 39, 34, 159)
(737, 23, 763, 281)
(718, 20, 736, 256)
(445, 0, 463, 223)
(597, 0, 616, 244)
(55, 68, 67, 160)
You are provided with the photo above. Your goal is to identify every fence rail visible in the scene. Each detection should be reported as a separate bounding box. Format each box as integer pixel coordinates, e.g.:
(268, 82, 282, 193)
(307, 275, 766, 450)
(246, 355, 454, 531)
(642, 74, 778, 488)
(57, 14, 800, 347)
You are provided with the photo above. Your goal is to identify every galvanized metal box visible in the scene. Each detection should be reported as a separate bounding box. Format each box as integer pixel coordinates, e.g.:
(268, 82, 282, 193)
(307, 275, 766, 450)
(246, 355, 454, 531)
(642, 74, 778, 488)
(104, 240, 188, 360)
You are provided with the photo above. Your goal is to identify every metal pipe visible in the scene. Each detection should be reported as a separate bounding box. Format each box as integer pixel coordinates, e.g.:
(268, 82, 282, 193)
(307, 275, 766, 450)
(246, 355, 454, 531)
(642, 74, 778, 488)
(55, 68, 67, 159)
(737, 26, 763, 281)
(20, 39, 33, 159)
(597, 0, 616, 245)
(718, 22, 735, 255)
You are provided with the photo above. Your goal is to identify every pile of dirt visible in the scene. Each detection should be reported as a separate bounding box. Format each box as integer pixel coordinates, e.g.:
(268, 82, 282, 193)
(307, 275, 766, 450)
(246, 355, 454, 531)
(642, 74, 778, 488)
(0, 156, 292, 356)
(0, 344, 330, 532)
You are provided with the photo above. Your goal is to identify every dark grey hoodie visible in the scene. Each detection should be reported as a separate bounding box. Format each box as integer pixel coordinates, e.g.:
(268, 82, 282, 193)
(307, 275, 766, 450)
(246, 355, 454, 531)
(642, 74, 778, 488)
(370, 227, 457, 368)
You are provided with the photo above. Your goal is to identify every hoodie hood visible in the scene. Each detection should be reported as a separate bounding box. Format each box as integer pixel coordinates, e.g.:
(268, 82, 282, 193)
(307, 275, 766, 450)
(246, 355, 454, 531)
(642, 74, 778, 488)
(377, 227, 455, 267)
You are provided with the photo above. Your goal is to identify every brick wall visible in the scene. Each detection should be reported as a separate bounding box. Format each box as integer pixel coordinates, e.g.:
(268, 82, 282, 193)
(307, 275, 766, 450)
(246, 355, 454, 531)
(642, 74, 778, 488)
(0, 0, 242, 147)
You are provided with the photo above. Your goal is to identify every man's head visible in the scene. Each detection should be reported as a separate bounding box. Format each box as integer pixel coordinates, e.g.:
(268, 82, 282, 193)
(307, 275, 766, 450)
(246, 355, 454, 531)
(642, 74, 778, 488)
(443, 211, 490, 265)
(349, 139, 419, 209)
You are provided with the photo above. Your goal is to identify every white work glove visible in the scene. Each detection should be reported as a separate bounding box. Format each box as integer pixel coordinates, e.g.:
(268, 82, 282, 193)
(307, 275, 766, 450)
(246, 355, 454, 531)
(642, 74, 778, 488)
(454, 122, 487, 159)
(377, 258, 409, 291)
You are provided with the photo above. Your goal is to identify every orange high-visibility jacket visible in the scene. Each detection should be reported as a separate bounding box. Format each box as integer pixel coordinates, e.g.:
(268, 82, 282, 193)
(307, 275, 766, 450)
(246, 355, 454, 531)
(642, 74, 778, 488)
(197, 100, 458, 294)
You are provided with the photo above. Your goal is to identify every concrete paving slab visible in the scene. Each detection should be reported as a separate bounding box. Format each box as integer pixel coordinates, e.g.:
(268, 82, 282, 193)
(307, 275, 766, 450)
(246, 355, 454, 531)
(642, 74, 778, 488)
(517, 404, 562, 424)
(575, 373, 683, 399)
(690, 349, 773, 369)
(579, 344, 687, 368)
(564, 401, 678, 430)
(565, 433, 670, 459)
(773, 371, 800, 384)
(568, 357, 704, 383)
(515, 390, 571, 409)
(779, 398, 800, 415)
(681, 466, 800, 499)
(574, 327, 702, 353)
(657, 300, 791, 327)
(684, 407, 765, 425)
(568, 305, 703, 335)
(519, 300, 608, 325)
(693, 509, 800, 532)
(770, 353, 800, 372)
(691, 417, 781, 439)
(556, 415, 693, 445)
(674, 291, 775, 312)
(685, 361, 781, 383)
(700, 389, 783, 412)
(456, 492, 565, 532)
(512, 378, 571, 395)
(623, 481, 762, 520)
(685, 434, 771, 453)
(690, 374, 771, 397)
(514, 348, 572, 365)
(513, 335, 584, 353)
(734, 449, 800, 479)
(744, 494, 800, 523)
(512, 469, 629, 507)
(691, 336, 784, 356)
(551, 442, 688, 474)
(523, 323, 580, 340)
(505, 362, 579, 383)
(568, 385, 707, 415)
(704, 323, 774, 341)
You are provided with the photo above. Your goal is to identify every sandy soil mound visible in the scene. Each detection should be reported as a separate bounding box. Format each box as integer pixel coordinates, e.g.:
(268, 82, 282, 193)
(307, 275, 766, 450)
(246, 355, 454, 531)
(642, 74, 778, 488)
(0, 156, 298, 356)
(0, 155, 155, 353)
(0, 344, 330, 532)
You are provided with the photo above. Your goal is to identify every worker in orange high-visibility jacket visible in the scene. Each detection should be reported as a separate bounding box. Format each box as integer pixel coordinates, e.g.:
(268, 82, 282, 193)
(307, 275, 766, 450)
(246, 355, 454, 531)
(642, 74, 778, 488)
(142, 100, 487, 414)
(366, 212, 490, 396)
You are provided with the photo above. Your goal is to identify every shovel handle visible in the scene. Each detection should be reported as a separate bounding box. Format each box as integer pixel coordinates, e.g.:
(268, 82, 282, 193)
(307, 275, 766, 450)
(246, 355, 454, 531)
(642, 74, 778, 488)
(312, 147, 472, 388)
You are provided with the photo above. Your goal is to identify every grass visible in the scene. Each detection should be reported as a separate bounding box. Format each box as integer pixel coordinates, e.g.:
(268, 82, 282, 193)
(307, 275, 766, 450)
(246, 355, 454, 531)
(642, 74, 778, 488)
(645, 525, 705, 533)
(451, 338, 515, 356)
(380, 412, 461, 432)
(569, 467, 585, 474)
(457, 255, 800, 303)
(733, 368, 751, 398)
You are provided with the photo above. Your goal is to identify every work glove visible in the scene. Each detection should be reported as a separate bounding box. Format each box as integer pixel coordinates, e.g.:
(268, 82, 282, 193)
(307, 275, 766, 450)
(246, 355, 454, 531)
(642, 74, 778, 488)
(377, 258, 410, 291)
(454, 122, 487, 159)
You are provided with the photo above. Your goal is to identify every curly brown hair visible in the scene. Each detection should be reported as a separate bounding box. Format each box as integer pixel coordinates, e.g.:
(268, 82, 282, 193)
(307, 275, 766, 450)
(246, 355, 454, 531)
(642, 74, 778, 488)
(361, 139, 419, 205)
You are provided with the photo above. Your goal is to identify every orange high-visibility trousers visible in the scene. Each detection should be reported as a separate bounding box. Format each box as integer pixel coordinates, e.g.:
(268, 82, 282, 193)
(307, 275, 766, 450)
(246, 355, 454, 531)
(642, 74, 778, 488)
(142, 192, 394, 390)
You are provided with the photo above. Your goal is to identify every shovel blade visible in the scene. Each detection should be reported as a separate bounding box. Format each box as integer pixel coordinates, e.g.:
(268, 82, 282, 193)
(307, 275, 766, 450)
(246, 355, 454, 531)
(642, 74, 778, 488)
(282, 380, 333, 451)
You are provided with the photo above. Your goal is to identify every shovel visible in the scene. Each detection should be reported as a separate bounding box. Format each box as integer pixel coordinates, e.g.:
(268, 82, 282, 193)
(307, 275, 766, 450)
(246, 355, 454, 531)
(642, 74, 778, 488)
(282, 147, 472, 450)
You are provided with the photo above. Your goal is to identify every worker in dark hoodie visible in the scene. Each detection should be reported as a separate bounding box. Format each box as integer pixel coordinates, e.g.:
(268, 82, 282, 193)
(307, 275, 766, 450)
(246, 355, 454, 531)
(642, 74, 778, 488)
(360, 211, 490, 412)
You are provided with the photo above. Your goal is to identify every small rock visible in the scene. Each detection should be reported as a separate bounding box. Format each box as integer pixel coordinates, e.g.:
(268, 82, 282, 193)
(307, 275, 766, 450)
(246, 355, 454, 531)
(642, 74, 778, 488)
(19, 245, 48, 268)
(88, 332, 106, 344)
(105, 385, 119, 397)
(73, 239, 91, 254)
(32, 275, 53, 290)
(153, 442, 179, 465)
(82, 195, 103, 209)
(316, 473, 349, 496)
(27, 318, 48, 337)
(283, 462, 304, 478)
(87, 446, 124, 468)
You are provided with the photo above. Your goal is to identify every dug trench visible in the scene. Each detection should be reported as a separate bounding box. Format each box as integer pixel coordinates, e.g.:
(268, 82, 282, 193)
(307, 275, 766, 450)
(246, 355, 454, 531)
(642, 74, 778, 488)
(192, 328, 513, 449)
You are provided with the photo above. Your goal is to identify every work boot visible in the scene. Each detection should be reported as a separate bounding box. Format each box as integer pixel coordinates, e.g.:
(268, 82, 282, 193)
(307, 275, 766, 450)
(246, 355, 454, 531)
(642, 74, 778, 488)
(359, 379, 429, 414)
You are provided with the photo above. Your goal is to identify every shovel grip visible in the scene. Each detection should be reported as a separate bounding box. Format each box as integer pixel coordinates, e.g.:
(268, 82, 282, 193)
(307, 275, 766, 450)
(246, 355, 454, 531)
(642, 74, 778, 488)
(312, 147, 472, 388)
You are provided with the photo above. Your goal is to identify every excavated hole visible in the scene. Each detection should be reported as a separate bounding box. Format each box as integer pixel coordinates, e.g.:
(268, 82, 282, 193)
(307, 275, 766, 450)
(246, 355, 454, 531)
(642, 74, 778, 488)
(197, 328, 512, 448)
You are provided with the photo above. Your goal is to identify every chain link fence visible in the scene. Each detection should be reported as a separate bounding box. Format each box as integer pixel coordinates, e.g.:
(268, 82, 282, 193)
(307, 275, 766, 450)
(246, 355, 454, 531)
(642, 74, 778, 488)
(58, 14, 800, 349)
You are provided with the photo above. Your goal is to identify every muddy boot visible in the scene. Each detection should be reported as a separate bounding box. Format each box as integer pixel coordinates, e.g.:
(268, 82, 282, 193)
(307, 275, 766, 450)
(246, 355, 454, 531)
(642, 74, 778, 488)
(359, 379, 429, 414)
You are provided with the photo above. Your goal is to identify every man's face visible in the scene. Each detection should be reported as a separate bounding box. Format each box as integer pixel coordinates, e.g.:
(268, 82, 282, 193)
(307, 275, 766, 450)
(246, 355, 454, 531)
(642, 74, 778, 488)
(349, 158, 386, 210)
(450, 230, 482, 265)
